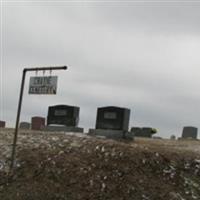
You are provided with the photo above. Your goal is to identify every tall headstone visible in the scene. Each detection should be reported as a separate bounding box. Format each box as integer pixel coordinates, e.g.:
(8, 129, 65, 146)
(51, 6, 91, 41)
(89, 106, 133, 140)
(47, 105, 79, 126)
(45, 105, 83, 132)
(182, 126, 198, 139)
(0, 121, 6, 128)
(31, 116, 45, 130)
(95, 106, 130, 131)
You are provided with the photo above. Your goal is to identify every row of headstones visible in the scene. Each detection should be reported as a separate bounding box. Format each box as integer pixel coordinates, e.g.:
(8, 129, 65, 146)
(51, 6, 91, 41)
(20, 116, 45, 130)
(0, 118, 45, 130)
(0, 105, 155, 139)
(42, 105, 157, 140)
(0, 104, 198, 140)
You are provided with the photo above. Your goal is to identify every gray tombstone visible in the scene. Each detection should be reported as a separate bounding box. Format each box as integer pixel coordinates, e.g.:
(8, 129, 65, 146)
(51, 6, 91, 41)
(88, 106, 133, 140)
(131, 127, 157, 138)
(131, 127, 142, 136)
(182, 126, 198, 139)
(45, 104, 83, 132)
(170, 135, 176, 140)
(19, 122, 31, 129)
(0, 121, 6, 128)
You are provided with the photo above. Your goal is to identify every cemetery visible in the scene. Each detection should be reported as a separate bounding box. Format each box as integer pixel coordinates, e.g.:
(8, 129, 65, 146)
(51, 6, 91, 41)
(0, 67, 199, 200)
(1, 105, 200, 200)
(1, 0, 200, 197)
(1, 107, 199, 141)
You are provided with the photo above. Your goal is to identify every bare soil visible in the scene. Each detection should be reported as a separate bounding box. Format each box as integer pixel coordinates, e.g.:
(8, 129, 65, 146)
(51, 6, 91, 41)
(0, 128, 200, 200)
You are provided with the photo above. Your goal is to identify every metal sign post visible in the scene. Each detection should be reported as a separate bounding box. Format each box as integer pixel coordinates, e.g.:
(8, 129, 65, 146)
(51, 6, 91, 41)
(10, 66, 67, 171)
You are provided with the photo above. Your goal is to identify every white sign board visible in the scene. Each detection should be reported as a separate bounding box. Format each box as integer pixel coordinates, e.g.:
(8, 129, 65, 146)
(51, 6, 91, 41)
(29, 76, 58, 94)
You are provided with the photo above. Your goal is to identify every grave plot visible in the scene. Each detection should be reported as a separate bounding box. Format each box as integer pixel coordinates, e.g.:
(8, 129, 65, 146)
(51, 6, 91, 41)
(31, 116, 45, 130)
(45, 104, 84, 133)
(19, 122, 31, 130)
(181, 126, 198, 140)
(88, 106, 133, 139)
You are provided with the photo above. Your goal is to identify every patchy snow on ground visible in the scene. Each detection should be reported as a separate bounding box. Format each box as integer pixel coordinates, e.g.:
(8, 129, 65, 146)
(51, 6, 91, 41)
(0, 128, 200, 200)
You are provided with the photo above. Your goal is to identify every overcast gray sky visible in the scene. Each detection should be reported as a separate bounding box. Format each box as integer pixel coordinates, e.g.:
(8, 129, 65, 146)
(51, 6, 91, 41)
(1, 1, 200, 138)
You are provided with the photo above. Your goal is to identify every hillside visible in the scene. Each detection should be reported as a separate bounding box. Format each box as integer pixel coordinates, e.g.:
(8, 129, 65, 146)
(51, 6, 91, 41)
(0, 129, 200, 200)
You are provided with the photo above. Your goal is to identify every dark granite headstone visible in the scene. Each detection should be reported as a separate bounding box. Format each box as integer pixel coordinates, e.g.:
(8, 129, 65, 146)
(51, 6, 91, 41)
(47, 105, 80, 127)
(95, 106, 130, 131)
(88, 106, 133, 140)
(0, 121, 6, 128)
(182, 126, 198, 139)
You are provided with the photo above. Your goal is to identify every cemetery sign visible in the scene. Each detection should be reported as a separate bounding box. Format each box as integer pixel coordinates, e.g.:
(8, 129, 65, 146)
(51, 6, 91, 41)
(29, 76, 58, 94)
(11, 66, 67, 171)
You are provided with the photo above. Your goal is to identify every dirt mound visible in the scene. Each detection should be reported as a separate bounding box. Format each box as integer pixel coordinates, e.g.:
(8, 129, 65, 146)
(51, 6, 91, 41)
(0, 129, 200, 200)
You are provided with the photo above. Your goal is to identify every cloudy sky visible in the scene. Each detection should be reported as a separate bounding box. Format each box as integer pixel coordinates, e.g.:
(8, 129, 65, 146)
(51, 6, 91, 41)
(1, 0, 200, 138)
